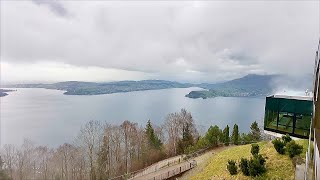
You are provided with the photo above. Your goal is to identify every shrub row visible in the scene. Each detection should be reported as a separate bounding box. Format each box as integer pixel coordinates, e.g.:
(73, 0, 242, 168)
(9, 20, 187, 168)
(227, 144, 266, 177)
(272, 134, 303, 158)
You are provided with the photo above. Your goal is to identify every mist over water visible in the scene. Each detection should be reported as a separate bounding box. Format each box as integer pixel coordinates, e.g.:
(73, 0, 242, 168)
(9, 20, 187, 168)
(274, 89, 311, 97)
(1, 88, 265, 147)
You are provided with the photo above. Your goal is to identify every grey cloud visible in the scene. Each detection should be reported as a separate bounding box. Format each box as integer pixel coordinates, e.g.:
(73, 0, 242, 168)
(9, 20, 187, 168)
(32, 0, 67, 16)
(1, 1, 319, 82)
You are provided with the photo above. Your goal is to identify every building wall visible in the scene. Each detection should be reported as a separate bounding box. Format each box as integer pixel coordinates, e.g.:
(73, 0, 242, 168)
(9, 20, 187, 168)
(316, 139, 319, 179)
(312, 40, 320, 180)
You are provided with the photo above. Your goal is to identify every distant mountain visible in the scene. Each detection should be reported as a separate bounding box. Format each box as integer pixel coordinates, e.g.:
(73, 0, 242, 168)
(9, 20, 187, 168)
(6, 74, 312, 97)
(8, 80, 194, 95)
(186, 74, 312, 99)
(201, 74, 278, 89)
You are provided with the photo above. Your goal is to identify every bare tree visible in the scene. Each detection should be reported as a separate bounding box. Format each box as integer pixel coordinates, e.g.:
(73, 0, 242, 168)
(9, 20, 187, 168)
(180, 109, 198, 139)
(120, 120, 138, 174)
(34, 146, 52, 180)
(134, 127, 146, 168)
(56, 143, 74, 180)
(154, 125, 165, 145)
(0, 112, 199, 179)
(110, 125, 123, 176)
(16, 139, 35, 180)
(77, 120, 103, 180)
(164, 109, 198, 156)
(2, 144, 16, 179)
(164, 112, 182, 156)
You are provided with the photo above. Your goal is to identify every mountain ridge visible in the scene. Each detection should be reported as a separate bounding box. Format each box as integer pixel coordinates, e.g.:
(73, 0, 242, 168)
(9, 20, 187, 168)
(186, 74, 312, 99)
(4, 74, 312, 97)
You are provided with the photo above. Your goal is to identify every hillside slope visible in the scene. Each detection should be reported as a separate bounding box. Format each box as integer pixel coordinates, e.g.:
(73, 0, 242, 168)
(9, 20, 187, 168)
(190, 140, 308, 180)
(186, 74, 312, 99)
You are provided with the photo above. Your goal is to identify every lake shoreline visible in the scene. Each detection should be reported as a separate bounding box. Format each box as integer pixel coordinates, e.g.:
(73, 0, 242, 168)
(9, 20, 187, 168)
(1, 88, 265, 147)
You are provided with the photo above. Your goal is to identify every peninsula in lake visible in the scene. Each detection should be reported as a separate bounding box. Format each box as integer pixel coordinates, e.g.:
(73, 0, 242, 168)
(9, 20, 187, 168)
(0, 89, 15, 97)
(5, 74, 311, 98)
(7, 80, 194, 95)
(186, 74, 279, 99)
(186, 74, 312, 99)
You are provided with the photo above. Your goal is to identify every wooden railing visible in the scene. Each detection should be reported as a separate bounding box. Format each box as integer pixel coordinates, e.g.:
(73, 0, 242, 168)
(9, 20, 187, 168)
(146, 160, 197, 180)
(129, 155, 185, 179)
(108, 155, 185, 180)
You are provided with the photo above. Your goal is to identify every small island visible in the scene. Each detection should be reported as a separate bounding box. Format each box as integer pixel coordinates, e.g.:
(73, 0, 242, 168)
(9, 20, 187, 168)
(185, 89, 232, 99)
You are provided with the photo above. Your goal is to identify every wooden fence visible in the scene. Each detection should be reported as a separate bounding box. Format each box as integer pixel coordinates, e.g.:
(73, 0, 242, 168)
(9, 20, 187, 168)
(146, 160, 197, 180)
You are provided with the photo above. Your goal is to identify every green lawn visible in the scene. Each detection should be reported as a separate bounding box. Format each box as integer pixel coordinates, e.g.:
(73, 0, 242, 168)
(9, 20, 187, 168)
(191, 140, 308, 180)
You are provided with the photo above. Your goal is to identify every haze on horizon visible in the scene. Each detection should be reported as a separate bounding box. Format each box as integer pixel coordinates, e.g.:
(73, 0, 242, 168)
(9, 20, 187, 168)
(0, 1, 319, 84)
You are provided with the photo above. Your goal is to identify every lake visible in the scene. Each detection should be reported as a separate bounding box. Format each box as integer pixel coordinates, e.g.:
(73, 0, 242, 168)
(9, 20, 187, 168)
(0, 88, 265, 147)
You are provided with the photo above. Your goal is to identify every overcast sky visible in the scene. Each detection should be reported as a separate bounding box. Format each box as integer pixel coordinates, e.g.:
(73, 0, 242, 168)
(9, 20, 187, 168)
(0, 1, 319, 84)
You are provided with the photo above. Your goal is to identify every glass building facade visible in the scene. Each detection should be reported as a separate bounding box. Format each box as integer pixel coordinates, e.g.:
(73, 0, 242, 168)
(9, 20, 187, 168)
(264, 95, 313, 138)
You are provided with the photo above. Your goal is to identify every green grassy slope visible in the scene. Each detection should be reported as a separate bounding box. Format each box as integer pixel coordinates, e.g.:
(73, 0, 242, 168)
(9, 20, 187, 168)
(191, 140, 308, 180)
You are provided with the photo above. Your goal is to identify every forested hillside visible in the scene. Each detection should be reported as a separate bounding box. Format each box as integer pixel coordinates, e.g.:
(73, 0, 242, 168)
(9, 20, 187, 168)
(0, 109, 260, 180)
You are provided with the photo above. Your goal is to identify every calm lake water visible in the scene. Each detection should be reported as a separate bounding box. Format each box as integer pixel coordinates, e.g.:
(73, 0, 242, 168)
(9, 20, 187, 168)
(1, 88, 265, 147)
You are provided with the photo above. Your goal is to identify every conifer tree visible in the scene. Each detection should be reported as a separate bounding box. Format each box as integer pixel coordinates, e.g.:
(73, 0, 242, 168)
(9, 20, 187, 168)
(249, 121, 261, 141)
(231, 124, 239, 145)
(205, 125, 222, 146)
(223, 125, 230, 146)
(177, 123, 194, 154)
(145, 120, 162, 149)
